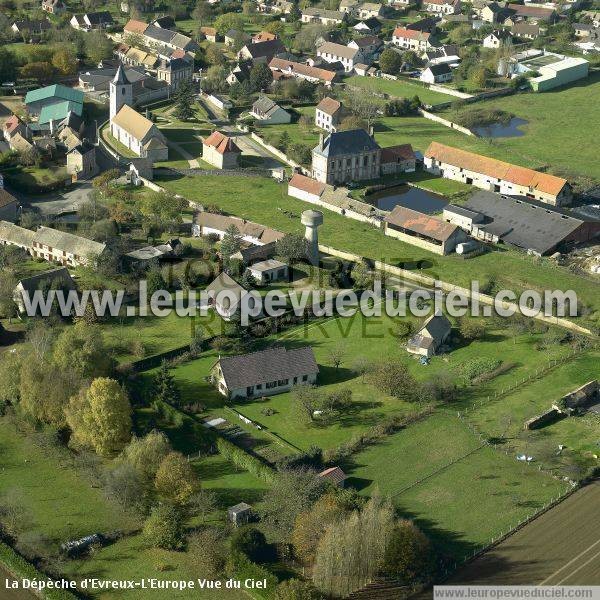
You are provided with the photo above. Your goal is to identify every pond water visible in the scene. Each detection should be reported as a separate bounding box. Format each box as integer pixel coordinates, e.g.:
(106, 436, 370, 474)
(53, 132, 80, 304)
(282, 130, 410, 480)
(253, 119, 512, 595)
(371, 185, 449, 214)
(474, 117, 528, 138)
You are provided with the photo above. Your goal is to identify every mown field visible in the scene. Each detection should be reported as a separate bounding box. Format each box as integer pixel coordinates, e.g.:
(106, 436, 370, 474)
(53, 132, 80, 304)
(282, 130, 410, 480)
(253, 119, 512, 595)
(158, 173, 600, 323)
(447, 481, 600, 585)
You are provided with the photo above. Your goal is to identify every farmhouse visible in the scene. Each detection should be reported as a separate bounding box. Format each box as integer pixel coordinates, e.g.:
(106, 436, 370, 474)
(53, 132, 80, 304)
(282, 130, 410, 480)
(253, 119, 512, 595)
(211, 346, 319, 399)
(407, 311, 452, 357)
(383, 205, 468, 255)
(353, 17, 382, 34)
(268, 58, 338, 86)
(3, 115, 31, 143)
(250, 96, 292, 124)
(301, 8, 346, 25)
(315, 97, 342, 132)
(238, 39, 286, 63)
(505, 3, 556, 23)
(66, 142, 99, 179)
(511, 22, 542, 39)
(247, 259, 289, 284)
(13, 267, 75, 313)
(195, 213, 284, 246)
(445, 191, 600, 255)
(392, 27, 434, 51)
(11, 19, 51, 37)
(348, 35, 383, 60)
(205, 272, 252, 321)
(288, 173, 326, 204)
(202, 131, 241, 169)
(312, 128, 381, 185)
(424, 142, 573, 206)
(380, 144, 416, 174)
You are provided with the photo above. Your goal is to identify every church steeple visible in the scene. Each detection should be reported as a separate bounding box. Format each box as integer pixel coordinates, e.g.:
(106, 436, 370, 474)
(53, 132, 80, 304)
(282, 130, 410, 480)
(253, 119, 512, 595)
(109, 62, 133, 121)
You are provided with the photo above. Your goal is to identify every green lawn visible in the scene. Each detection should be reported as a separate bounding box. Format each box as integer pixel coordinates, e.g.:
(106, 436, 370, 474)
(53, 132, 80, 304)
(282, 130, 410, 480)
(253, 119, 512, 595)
(347, 411, 570, 560)
(158, 173, 600, 322)
(439, 73, 600, 181)
(346, 75, 457, 105)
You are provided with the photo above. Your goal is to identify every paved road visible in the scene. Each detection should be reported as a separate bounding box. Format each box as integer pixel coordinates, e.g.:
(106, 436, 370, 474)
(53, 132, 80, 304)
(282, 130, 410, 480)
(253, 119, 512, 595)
(445, 482, 600, 587)
(15, 182, 95, 216)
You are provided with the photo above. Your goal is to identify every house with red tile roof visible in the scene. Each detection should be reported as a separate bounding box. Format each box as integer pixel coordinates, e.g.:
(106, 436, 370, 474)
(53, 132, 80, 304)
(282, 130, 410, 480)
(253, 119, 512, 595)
(380, 144, 416, 174)
(424, 142, 572, 206)
(315, 97, 342, 131)
(202, 131, 241, 169)
(269, 58, 339, 86)
(383, 205, 469, 254)
(392, 27, 434, 51)
(288, 173, 326, 203)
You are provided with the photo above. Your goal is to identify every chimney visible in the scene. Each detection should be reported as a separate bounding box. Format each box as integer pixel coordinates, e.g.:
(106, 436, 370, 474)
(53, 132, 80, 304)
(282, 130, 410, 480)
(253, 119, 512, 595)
(369, 124, 374, 140)
(319, 132, 324, 147)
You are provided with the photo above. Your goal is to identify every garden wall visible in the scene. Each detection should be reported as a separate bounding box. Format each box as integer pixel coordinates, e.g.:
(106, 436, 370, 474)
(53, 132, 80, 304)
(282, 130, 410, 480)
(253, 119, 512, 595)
(418, 109, 475, 136)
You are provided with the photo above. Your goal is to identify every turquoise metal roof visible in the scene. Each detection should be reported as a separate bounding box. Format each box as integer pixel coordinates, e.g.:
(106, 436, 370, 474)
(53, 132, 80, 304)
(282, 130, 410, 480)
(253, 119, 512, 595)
(38, 100, 83, 124)
(25, 84, 84, 106)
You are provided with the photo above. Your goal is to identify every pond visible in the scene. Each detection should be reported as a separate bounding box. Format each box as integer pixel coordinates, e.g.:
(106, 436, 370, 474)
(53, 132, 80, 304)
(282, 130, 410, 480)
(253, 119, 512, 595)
(474, 117, 528, 139)
(370, 184, 449, 214)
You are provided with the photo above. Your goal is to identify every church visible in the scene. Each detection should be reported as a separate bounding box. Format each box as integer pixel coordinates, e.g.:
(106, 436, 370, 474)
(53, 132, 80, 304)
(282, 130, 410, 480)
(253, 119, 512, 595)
(109, 65, 169, 162)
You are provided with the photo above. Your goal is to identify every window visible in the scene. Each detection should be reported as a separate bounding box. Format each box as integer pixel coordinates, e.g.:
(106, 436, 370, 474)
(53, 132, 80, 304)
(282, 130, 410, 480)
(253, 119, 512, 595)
(266, 381, 278, 389)
(256, 384, 262, 390)
(302, 375, 308, 382)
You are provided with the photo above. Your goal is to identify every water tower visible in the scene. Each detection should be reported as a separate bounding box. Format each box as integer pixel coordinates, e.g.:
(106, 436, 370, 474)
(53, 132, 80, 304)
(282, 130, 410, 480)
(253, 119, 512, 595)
(301, 209, 323, 266)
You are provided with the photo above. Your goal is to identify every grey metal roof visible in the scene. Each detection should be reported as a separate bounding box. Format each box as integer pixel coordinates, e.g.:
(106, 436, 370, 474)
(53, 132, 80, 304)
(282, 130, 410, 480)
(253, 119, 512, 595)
(242, 39, 285, 59)
(314, 128, 380, 158)
(444, 204, 485, 221)
(16, 267, 75, 294)
(427, 63, 452, 75)
(144, 24, 176, 44)
(465, 191, 593, 255)
(218, 346, 318, 390)
(35, 226, 106, 258)
(248, 259, 287, 272)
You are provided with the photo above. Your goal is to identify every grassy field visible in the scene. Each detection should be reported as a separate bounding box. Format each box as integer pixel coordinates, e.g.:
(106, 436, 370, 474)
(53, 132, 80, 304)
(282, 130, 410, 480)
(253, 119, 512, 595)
(346, 75, 457, 105)
(447, 481, 600, 584)
(439, 73, 600, 181)
(158, 173, 600, 322)
(347, 411, 569, 560)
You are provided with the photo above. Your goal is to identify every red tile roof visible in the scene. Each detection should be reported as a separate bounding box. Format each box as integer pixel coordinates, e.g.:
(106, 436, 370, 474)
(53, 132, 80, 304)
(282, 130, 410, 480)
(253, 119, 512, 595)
(318, 466, 347, 485)
(393, 27, 431, 40)
(252, 31, 278, 42)
(269, 58, 337, 83)
(289, 173, 326, 197)
(203, 131, 241, 155)
(316, 96, 341, 116)
(381, 143, 416, 164)
(124, 19, 148, 34)
(3, 115, 21, 135)
(385, 205, 458, 242)
(425, 142, 568, 197)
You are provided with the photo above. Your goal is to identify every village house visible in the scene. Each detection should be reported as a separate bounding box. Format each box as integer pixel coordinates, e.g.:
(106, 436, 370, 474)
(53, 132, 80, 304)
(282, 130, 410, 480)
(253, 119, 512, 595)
(392, 27, 434, 51)
(511, 21, 542, 39)
(420, 63, 453, 83)
(483, 29, 513, 48)
(205, 272, 252, 321)
(70, 12, 114, 31)
(339, 0, 360, 13)
(312, 128, 381, 185)
(302, 7, 347, 24)
(13, 267, 75, 313)
(200, 26, 219, 43)
(407, 311, 452, 358)
(11, 19, 51, 38)
(480, 2, 509, 23)
(123, 19, 149, 36)
(0, 189, 19, 223)
(317, 42, 364, 72)
(383, 205, 468, 255)
(109, 66, 168, 162)
(228, 503, 252, 527)
(66, 142, 98, 179)
(252, 31, 278, 43)
(224, 29, 250, 47)
(380, 144, 416, 175)
(424, 142, 572, 206)
(211, 346, 319, 399)
(194, 213, 284, 246)
(3, 115, 31, 143)
(423, 0, 461, 15)
(315, 97, 343, 132)
(250, 96, 292, 124)
(238, 39, 286, 64)
(227, 62, 253, 85)
(504, 4, 557, 24)
(347, 36, 384, 61)
(268, 58, 338, 86)
(357, 2, 386, 18)
(288, 173, 327, 204)
(202, 131, 241, 169)
(246, 259, 289, 284)
(354, 17, 383, 35)
(41, 0, 65, 14)
(156, 57, 194, 91)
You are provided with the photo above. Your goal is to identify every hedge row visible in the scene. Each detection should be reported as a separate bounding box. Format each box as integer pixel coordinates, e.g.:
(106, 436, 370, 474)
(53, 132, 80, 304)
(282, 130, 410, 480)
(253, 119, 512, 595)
(0, 541, 79, 600)
(216, 437, 275, 484)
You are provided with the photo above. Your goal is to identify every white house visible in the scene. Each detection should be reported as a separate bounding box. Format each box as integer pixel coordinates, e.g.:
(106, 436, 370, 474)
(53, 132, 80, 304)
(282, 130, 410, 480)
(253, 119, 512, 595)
(423, 0, 461, 14)
(250, 96, 292, 124)
(202, 131, 241, 169)
(211, 346, 319, 399)
(288, 173, 326, 204)
(301, 8, 346, 24)
(317, 42, 364, 72)
(392, 27, 434, 51)
(483, 29, 513, 48)
(420, 63, 453, 83)
(247, 259, 289, 284)
(315, 96, 342, 132)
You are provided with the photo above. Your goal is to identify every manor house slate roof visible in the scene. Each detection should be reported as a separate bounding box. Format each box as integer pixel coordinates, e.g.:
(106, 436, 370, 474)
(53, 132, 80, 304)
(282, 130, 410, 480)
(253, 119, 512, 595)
(313, 128, 380, 158)
(217, 346, 318, 390)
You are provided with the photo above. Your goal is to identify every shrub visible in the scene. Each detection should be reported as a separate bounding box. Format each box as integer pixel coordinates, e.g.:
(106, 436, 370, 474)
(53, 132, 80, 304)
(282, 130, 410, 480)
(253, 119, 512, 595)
(459, 357, 502, 383)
